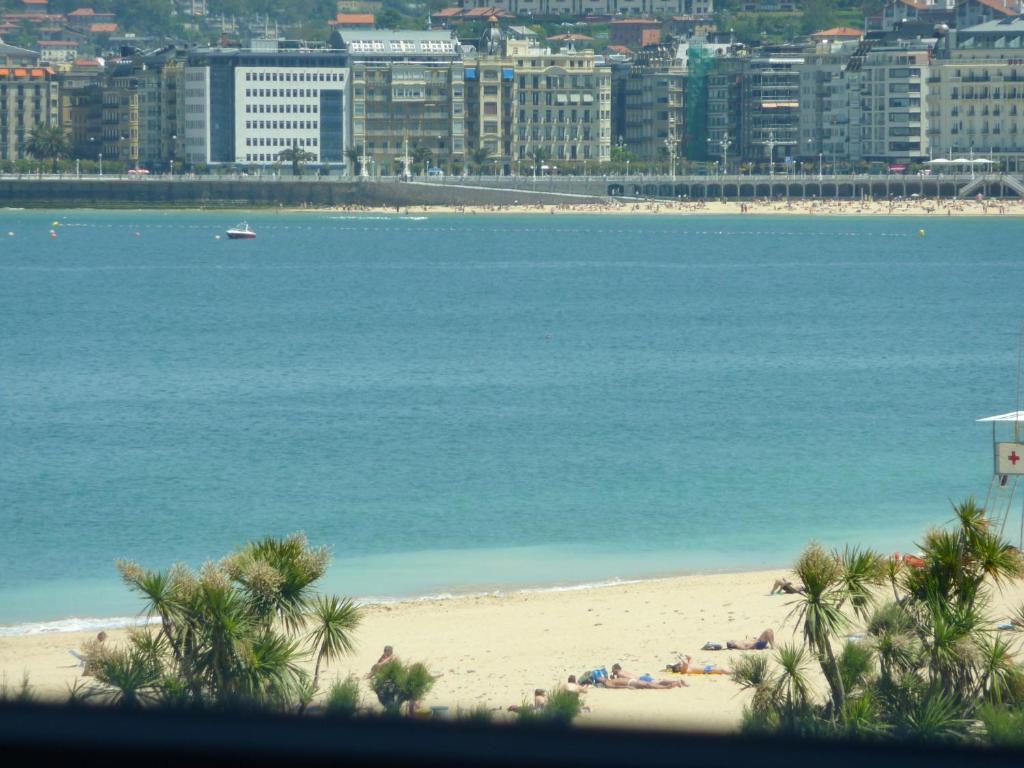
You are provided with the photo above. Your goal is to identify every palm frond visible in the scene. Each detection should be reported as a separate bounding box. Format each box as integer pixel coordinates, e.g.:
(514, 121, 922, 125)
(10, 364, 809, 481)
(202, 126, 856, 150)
(838, 546, 887, 620)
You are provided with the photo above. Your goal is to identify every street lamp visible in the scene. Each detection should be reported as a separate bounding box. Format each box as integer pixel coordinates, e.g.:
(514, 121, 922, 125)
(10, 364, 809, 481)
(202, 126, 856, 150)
(664, 136, 677, 180)
(707, 131, 730, 176)
(762, 130, 778, 178)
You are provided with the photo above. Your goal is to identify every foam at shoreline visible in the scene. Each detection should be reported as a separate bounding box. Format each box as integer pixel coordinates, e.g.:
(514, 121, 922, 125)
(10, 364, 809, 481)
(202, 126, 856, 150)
(0, 615, 161, 638)
(0, 574, 680, 637)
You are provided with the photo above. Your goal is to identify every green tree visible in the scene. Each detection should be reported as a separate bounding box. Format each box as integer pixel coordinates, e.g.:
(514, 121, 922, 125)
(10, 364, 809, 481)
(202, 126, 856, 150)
(277, 145, 315, 177)
(469, 146, 492, 175)
(411, 145, 433, 175)
(369, 658, 437, 716)
(25, 125, 70, 171)
(735, 499, 1024, 744)
(346, 146, 363, 176)
(84, 534, 362, 712)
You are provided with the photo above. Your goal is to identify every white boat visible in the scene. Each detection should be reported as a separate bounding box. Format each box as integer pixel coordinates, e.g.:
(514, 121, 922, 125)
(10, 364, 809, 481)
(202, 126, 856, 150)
(226, 222, 256, 239)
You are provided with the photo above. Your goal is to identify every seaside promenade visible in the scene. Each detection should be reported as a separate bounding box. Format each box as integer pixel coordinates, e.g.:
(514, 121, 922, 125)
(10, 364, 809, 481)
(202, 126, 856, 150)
(1, 172, 1022, 210)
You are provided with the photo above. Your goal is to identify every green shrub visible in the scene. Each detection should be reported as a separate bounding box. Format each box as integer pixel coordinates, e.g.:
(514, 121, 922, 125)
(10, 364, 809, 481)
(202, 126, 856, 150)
(369, 658, 437, 716)
(324, 675, 361, 718)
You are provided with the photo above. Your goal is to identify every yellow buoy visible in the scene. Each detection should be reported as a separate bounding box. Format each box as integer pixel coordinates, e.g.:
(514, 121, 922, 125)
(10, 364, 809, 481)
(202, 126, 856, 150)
(919, 229, 925, 237)
(51, 220, 59, 227)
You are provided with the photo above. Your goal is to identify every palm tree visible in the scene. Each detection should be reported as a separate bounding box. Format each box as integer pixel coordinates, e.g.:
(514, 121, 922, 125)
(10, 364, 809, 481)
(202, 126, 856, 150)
(735, 499, 1024, 744)
(469, 147, 491, 175)
(307, 595, 362, 700)
(25, 125, 69, 172)
(95, 534, 361, 712)
(345, 146, 363, 176)
(788, 543, 851, 715)
(277, 145, 314, 177)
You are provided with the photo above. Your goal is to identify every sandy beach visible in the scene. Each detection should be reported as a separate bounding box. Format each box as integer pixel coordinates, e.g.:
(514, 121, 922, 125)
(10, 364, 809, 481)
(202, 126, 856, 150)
(3, 568, 1022, 731)
(317, 197, 1024, 217)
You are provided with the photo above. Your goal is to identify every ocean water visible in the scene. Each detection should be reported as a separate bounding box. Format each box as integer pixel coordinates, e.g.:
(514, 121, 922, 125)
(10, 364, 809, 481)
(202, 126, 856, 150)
(1, 209, 1021, 630)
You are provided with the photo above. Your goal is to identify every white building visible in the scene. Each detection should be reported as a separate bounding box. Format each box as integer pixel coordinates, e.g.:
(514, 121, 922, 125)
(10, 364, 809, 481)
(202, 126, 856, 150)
(184, 40, 348, 170)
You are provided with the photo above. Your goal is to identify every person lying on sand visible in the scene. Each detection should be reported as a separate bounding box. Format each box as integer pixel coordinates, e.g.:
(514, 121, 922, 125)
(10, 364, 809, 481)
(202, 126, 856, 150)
(727, 629, 775, 650)
(508, 688, 548, 711)
(610, 663, 639, 680)
(771, 578, 805, 595)
(669, 655, 732, 675)
(600, 677, 687, 689)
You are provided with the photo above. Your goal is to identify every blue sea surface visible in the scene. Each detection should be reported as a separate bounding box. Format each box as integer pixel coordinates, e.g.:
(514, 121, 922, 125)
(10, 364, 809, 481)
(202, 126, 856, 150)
(0, 210, 1019, 627)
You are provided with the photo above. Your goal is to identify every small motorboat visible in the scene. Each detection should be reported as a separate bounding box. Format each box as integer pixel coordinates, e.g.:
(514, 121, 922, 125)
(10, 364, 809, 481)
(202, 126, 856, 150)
(226, 222, 256, 239)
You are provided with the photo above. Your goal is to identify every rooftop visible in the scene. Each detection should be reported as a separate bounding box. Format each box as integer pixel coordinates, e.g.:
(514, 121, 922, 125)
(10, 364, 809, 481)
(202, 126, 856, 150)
(811, 26, 865, 38)
(338, 29, 459, 56)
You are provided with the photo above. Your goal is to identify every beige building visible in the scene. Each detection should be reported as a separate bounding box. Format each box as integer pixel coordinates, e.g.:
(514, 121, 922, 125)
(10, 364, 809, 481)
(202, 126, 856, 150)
(928, 19, 1024, 172)
(0, 39, 59, 161)
(466, 25, 610, 173)
(102, 62, 140, 168)
(335, 29, 465, 175)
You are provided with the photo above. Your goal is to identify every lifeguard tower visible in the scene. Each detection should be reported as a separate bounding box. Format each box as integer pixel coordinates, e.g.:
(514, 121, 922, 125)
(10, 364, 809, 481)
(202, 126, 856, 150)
(977, 410, 1024, 546)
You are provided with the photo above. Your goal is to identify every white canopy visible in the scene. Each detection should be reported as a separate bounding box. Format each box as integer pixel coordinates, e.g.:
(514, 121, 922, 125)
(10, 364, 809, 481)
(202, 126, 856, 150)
(924, 158, 951, 164)
(977, 410, 1024, 422)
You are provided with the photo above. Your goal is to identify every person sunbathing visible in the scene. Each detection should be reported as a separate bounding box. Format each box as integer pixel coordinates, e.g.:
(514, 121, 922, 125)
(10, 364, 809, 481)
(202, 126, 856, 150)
(727, 629, 775, 650)
(770, 578, 805, 595)
(610, 663, 639, 680)
(601, 676, 686, 689)
(669, 655, 732, 675)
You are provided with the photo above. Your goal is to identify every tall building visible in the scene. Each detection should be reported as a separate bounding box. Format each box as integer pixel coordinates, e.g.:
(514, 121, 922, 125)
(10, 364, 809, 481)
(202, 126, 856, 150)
(928, 18, 1024, 172)
(333, 29, 464, 175)
(465, 21, 611, 173)
(185, 40, 348, 170)
(705, 55, 742, 168)
(849, 39, 932, 164)
(739, 54, 803, 169)
(798, 41, 858, 168)
(619, 43, 686, 163)
(102, 61, 141, 168)
(0, 37, 59, 162)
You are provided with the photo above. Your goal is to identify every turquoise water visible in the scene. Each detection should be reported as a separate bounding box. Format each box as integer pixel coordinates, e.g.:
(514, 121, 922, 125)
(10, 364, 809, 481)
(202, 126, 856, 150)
(0, 210, 1019, 628)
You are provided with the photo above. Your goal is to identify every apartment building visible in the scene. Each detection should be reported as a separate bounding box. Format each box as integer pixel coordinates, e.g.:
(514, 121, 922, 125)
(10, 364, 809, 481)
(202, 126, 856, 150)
(334, 29, 463, 175)
(618, 44, 686, 162)
(706, 55, 742, 168)
(0, 38, 59, 161)
(442, 0, 712, 15)
(465, 23, 611, 172)
(185, 40, 348, 169)
(798, 41, 858, 167)
(740, 55, 803, 168)
(928, 18, 1024, 171)
(849, 40, 932, 163)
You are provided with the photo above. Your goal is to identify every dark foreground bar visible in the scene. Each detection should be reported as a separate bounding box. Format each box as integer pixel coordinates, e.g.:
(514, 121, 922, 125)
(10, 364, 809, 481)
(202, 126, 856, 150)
(0, 702, 1020, 768)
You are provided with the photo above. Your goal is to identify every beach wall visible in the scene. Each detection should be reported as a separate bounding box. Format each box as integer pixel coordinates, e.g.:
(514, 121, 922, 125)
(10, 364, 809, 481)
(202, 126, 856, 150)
(0, 178, 605, 209)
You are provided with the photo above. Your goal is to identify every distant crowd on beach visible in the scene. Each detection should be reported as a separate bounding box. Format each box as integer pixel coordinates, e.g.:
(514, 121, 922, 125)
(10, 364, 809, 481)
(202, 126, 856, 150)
(313, 196, 1024, 217)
